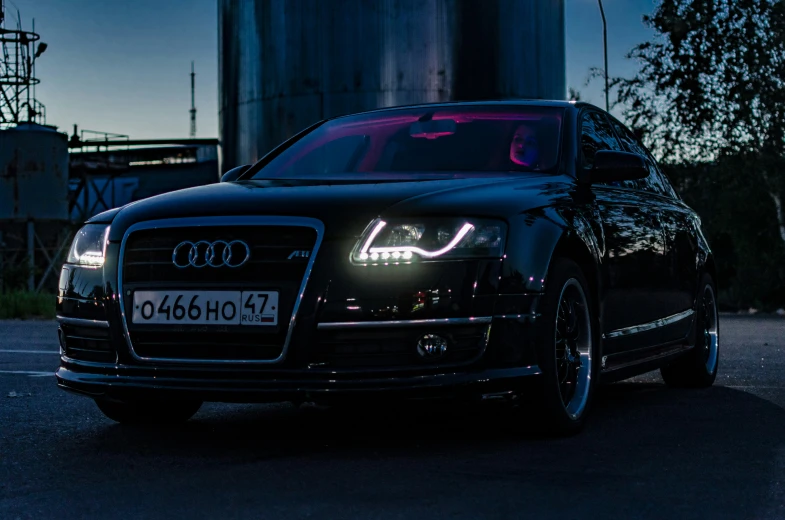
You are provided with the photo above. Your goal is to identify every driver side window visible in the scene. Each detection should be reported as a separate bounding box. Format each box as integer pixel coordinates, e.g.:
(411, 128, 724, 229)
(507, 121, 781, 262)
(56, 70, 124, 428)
(610, 119, 677, 198)
(580, 111, 622, 170)
(580, 110, 634, 188)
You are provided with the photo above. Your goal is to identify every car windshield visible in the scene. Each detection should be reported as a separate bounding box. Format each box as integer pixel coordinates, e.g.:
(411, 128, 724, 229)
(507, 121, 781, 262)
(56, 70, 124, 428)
(250, 106, 564, 179)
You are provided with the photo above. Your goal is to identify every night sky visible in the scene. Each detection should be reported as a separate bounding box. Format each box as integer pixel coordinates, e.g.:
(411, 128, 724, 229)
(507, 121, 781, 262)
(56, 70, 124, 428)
(17, 0, 656, 139)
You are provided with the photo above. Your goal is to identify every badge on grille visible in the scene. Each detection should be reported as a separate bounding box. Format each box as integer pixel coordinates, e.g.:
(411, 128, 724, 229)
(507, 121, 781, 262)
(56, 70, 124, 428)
(172, 240, 251, 268)
(287, 250, 311, 259)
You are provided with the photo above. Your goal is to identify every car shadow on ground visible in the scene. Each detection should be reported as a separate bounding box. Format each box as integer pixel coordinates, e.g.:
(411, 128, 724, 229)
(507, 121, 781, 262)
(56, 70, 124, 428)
(73, 382, 784, 518)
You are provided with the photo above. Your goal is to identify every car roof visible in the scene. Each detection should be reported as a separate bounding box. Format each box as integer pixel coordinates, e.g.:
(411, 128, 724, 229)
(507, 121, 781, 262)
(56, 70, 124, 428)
(327, 99, 591, 121)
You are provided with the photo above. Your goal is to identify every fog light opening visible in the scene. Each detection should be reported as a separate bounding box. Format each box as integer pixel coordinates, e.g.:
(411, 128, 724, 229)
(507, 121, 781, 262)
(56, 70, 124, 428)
(416, 334, 448, 359)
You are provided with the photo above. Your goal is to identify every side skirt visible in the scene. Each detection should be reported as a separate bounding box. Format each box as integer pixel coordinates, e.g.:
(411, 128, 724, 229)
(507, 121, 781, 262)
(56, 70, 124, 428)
(599, 341, 693, 384)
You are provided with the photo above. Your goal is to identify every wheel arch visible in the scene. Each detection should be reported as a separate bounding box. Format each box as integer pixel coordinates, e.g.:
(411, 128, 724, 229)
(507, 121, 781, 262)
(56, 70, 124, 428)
(703, 253, 717, 286)
(504, 207, 604, 335)
(551, 234, 602, 317)
(505, 208, 603, 298)
(544, 210, 604, 356)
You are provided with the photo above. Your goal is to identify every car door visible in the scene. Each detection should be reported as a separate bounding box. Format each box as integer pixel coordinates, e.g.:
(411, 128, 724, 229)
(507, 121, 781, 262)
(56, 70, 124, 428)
(609, 118, 696, 343)
(579, 109, 669, 355)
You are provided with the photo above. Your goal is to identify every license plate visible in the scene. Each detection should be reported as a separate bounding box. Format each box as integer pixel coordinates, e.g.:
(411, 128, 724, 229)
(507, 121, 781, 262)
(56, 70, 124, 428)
(131, 290, 279, 326)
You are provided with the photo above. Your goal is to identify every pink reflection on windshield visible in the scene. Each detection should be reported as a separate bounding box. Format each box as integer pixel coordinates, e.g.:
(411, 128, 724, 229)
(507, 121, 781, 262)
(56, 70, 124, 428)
(260, 107, 564, 176)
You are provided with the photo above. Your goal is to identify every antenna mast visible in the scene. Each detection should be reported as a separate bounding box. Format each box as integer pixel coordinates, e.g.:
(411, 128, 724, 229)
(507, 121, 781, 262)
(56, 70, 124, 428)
(189, 61, 196, 137)
(0, 1, 47, 127)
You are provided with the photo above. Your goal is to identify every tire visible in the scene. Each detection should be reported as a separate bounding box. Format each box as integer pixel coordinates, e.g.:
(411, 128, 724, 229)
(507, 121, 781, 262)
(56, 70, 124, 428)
(661, 274, 719, 388)
(95, 399, 203, 425)
(520, 258, 598, 435)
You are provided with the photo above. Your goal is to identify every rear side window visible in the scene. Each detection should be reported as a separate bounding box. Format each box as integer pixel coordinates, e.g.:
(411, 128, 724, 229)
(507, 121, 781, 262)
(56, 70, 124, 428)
(580, 111, 622, 170)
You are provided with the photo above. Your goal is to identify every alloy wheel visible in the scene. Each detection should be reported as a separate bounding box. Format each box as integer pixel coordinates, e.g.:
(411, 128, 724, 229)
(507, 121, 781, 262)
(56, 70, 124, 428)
(554, 278, 593, 419)
(701, 284, 719, 373)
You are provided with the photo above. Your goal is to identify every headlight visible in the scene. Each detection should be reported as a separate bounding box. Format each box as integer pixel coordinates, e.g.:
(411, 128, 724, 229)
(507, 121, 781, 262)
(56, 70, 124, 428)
(67, 224, 110, 267)
(351, 218, 506, 265)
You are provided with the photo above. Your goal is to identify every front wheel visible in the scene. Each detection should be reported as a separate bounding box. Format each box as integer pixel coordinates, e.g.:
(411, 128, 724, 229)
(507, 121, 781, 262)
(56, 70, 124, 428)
(661, 274, 719, 388)
(520, 258, 597, 435)
(95, 399, 203, 425)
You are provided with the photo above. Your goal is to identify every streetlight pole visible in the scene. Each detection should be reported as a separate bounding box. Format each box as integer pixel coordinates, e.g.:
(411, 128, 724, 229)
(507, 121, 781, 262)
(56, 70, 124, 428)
(598, 0, 609, 112)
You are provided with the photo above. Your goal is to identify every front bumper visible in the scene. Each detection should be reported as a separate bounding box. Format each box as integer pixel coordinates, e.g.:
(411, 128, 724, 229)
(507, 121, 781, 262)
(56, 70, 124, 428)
(56, 360, 541, 403)
(56, 310, 543, 403)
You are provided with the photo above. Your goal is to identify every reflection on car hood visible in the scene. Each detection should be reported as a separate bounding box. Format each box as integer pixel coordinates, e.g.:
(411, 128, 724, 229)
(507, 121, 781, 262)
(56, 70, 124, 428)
(107, 174, 572, 241)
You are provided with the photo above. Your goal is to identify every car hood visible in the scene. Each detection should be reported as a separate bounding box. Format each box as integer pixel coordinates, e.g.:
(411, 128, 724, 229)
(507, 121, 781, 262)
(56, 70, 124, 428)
(107, 174, 573, 241)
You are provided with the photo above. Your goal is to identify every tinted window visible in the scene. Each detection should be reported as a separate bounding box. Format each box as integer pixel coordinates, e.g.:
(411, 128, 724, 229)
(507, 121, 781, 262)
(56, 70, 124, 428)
(610, 119, 648, 190)
(611, 120, 647, 157)
(251, 106, 565, 179)
(611, 119, 678, 198)
(580, 111, 622, 170)
(640, 150, 677, 197)
(276, 135, 370, 177)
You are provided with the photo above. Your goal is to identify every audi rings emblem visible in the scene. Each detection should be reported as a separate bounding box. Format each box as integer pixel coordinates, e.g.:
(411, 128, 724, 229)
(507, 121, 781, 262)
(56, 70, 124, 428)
(172, 240, 251, 268)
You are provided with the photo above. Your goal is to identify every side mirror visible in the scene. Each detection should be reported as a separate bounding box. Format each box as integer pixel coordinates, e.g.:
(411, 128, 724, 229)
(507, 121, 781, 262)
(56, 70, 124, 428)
(220, 164, 251, 183)
(588, 150, 648, 183)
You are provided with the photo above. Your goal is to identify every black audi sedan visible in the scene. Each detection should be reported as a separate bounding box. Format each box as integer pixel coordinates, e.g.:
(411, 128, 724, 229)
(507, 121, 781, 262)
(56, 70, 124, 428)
(56, 101, 719, 434)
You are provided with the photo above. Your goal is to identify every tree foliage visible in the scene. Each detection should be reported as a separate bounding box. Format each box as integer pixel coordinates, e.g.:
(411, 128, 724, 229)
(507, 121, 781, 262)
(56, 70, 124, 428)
(615, 0, 785, 164)
(611, 0, 785, 309)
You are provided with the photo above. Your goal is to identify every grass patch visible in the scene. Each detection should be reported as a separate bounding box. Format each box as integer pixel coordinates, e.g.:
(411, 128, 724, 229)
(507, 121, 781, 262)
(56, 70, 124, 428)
(0, 291, 56, 320)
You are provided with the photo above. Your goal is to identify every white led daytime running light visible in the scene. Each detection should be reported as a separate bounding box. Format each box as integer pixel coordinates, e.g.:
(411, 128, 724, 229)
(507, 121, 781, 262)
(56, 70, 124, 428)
(361, 222, 475, 259)
(360, 221, 387, 253)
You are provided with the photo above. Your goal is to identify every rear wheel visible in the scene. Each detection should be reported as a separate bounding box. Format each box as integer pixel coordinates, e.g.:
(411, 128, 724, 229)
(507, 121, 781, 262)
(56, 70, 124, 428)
(661, 274, 719, 388)
(95, 399, 203, 425)
(519, 258, 597, 435)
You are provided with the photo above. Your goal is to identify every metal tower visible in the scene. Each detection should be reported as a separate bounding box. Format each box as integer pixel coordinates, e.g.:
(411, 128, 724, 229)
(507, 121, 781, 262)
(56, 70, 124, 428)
(189, 61, 196, 137)
(0, 2, 47, 128)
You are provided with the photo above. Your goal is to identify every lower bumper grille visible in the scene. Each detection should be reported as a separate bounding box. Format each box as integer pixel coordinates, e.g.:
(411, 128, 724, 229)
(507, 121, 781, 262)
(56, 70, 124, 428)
(119, 218, 321, 363)
(130, 330, 285, 361)
(313, 324, 490, 369)
(61, 325, 115, 363)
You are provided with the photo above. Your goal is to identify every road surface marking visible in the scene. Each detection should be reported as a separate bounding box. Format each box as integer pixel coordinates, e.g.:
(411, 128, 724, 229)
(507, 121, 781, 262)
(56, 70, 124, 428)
(726, 385, 785, 389)
(0, 350, 59, 354)
(0, 370, 53, 377)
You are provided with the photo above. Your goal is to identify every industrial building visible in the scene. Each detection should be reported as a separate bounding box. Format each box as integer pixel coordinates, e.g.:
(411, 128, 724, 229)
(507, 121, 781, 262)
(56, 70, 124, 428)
(0, 10, 220, 293)
(66, 131, 220, 222)
(0, 123, 220, 293)
(218, 0, 567, 171)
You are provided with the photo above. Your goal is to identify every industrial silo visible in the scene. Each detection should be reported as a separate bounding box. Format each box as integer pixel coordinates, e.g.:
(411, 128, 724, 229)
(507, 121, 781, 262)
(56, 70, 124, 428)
(0, 123, 71, 292)
(218, 0, 566, 171)
(0, 123, 69, 220)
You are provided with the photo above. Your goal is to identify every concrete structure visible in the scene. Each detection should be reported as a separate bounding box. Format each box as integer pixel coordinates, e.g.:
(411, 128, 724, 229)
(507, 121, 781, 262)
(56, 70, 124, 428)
(218, 0, 566, 171)
(0, 123, 69, 220)
(0, 123, 71, 292)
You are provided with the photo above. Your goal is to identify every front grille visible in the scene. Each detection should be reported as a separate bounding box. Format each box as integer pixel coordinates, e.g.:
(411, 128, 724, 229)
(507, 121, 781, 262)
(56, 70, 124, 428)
(313, 324, 490, 368)
(61, 325, 115, 363)
(123, 226, 316, 285)
(121, 224, 318, 362)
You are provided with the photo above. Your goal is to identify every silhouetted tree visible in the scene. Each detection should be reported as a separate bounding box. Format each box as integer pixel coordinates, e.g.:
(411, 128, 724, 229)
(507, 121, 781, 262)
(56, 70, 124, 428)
(612, 0, 785, 243)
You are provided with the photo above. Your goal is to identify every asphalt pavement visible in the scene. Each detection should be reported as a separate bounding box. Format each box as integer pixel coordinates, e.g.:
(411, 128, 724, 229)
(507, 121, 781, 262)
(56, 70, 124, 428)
(1, 316, 784, 520)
